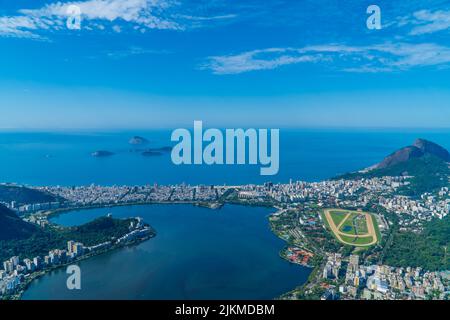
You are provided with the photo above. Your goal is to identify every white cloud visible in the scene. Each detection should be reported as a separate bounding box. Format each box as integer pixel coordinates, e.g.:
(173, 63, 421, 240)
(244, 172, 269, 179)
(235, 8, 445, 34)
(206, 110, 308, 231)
(105, 46, 169, 59)
(201, 43, 450, 75)
(0, 0, 244, 39)
(371, 43, 450, 68)
(112, 25, 122, 32)
(0, 0, 186, 39)
(409, 10, 450, 35)
(392, 9, 450, 36)
(175, 14, 237, 21)
(199, 48, 323, 74)
(0, 15, 54, 39)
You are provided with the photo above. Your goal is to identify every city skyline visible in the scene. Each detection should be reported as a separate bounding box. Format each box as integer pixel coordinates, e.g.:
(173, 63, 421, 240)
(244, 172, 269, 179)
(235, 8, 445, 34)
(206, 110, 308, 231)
(1, 0, 450, 129)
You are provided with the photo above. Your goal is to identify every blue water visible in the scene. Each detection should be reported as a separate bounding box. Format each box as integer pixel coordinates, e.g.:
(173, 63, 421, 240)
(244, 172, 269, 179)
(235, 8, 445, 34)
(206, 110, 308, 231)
(21, 204, 309, 300)
(5, 129, 450, 300)
(1, 129, 449, 186)
(342, 226, 352, 232)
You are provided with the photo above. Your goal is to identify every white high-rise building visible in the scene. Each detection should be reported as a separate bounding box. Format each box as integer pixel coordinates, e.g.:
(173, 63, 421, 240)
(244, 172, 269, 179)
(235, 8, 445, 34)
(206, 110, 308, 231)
(67, 241, 75, 254)
(10, 256, 20, 267)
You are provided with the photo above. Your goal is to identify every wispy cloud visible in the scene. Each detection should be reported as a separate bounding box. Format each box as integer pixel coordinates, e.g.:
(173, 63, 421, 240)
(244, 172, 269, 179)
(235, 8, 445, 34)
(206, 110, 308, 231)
(392, 8, 450, 36)
(200, 43, 450, 74)
(0, 15, 55, 39)
(175, 14, 238, 21)
(199, 48, 324, 74)
(0, 0, 180, 39)
(0, 0, 239, 39)
(104, 46, 170, 59)
(409, 9, 450, 35)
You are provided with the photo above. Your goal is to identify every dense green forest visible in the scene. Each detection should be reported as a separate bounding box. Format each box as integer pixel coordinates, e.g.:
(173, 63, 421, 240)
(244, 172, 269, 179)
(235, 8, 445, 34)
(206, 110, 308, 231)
(383, 215, 450, 271)
(0, 205, 38, 241)
(0, 216, 138, 262)
(338, 155, 449, 196)
(0, 185, 62, 205)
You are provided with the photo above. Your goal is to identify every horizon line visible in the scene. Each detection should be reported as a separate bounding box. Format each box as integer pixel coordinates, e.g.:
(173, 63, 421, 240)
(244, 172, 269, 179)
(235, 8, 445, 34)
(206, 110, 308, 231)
(1, 126, 450, 132)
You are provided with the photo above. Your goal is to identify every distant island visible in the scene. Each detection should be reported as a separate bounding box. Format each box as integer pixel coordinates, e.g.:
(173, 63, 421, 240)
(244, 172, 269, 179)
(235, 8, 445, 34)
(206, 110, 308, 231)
(129, 136, 149, 145)
(141, 146, 172, 157)
(91, 150, 115, 157)
(142, 150, 163, 157)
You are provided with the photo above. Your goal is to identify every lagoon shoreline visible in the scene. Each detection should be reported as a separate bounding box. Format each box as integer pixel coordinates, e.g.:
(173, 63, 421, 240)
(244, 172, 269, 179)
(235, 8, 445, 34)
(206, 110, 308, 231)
(19, 201, 311, 300)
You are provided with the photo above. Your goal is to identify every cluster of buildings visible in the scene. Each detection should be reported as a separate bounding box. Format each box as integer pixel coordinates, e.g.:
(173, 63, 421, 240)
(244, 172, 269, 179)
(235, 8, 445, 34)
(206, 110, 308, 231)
(323, 253, 343, 280)
(379, 187, 450, 223)
(263, 177, 448, 301)
(0, 240, 89, 297)
(321, 254, 449, 300)
(234, 177, 409, 209)
(263, 177, 408, 204)
(0, 218, 153, 298)
(1, 200, 61, 214)
(2, 175, 447, 301)
(117, 218, 153, 243)
(171, 184, 195, 201)
(36, 184, 228, 207)
(233, 177, 448, 230)
(26, 177, 446, 229)
(285, 247, 314, 267)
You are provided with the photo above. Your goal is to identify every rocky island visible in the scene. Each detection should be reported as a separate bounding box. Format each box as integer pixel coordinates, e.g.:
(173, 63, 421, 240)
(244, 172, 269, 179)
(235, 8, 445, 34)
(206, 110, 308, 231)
(91, 150, 115, 157)
(129, 136, 149, 145)
(141, 146, 172, 157)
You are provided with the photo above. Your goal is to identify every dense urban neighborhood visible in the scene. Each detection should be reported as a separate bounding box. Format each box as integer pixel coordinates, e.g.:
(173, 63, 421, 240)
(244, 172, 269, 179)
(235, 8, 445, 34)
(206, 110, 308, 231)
(1, 139, 449, 300)
(1, 171, 449, 300)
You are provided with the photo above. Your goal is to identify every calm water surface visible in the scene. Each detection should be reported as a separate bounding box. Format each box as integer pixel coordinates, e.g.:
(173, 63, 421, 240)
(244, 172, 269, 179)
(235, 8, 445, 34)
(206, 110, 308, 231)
(22, 204, 310, 300)
(1, 129, 448, 186)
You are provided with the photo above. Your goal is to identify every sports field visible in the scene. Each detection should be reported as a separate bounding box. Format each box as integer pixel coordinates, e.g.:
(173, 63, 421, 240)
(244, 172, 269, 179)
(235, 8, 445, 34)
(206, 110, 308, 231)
(322, 209, 379, 247)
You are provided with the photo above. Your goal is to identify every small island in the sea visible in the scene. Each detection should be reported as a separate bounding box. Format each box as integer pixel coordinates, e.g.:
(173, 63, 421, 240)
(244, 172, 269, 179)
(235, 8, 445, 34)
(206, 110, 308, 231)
(91, 150, 115, 157)
(141, 150, 163, 157)
(141, 146, 172, 157)
(129, 136, 149, 145)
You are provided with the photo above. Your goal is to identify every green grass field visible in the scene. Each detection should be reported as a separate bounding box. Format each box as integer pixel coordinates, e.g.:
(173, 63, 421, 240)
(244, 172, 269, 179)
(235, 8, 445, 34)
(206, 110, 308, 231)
(340, 235, 374, 245)
(329, 210, 347, 226)
(371, 215, 382, 241)
(322, 208, 380, 248)
(355, 216, 369, 234)
(339, 216, 356, 234)
(336, 212, 369, 236)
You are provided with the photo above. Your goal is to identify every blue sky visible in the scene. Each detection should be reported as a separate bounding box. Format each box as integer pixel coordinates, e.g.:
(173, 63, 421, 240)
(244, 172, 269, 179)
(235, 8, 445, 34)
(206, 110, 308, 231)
(0, 0, 450, 129)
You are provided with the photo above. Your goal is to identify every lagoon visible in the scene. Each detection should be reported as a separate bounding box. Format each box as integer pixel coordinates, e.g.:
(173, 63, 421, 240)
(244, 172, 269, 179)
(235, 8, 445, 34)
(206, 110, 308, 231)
(22, 204, 310, 300)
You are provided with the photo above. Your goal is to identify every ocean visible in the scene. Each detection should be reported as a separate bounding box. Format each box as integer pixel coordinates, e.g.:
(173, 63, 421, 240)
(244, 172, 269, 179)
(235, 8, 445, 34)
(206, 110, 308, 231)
(1, 129, 449, 186)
